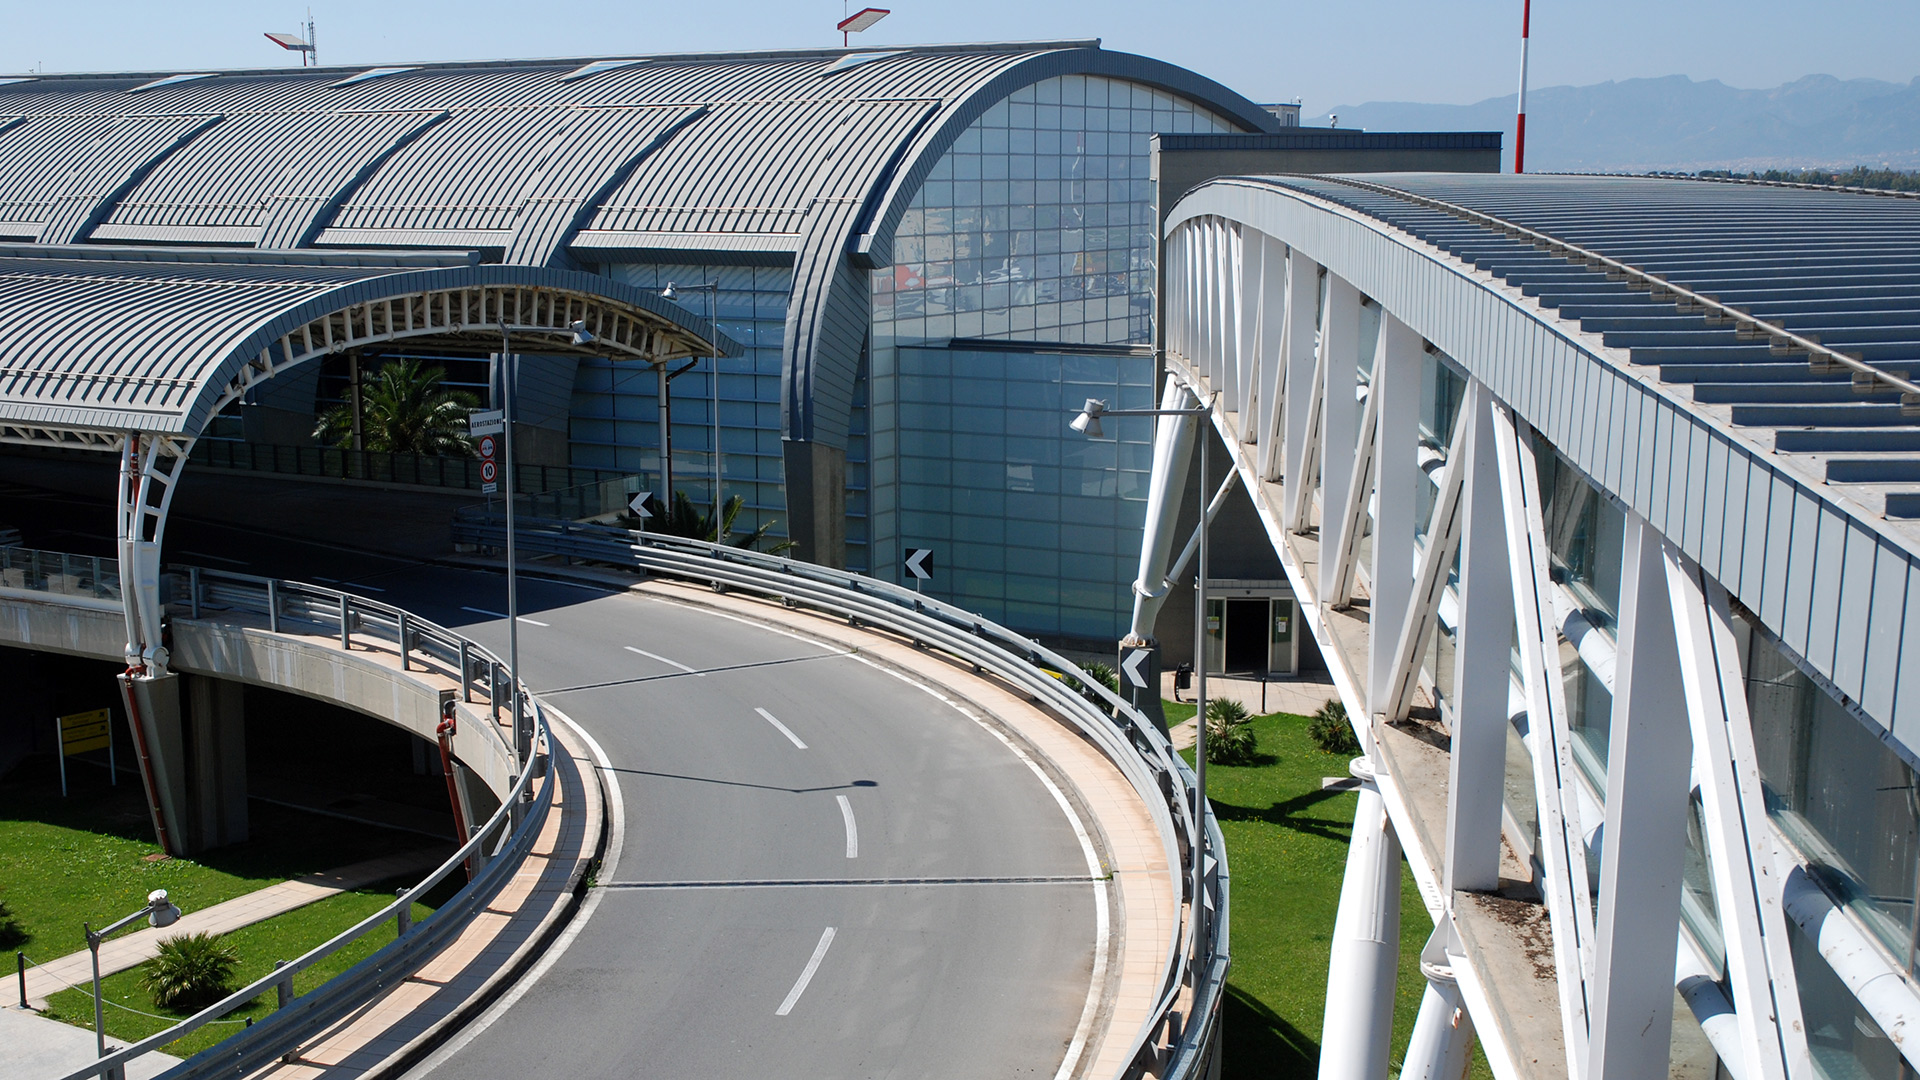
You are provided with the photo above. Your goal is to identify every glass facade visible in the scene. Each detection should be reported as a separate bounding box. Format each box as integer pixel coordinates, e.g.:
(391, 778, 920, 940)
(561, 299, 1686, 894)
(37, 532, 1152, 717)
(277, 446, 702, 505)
(570, 263, 795, 542)
(866, 74, 1242, 637)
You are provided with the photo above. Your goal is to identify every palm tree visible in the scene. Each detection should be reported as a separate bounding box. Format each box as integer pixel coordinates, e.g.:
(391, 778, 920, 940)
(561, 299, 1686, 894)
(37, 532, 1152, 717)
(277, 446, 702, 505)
(314, 359, 479, 456)
(628, 491, 795, 554)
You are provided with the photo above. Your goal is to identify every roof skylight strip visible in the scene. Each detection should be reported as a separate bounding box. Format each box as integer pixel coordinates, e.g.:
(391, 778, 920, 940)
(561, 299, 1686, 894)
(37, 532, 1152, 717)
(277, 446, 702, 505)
(561, 59, 647, 82)
(130, 73, 216, 93)
(331, 67, 418, 88)
(821, 51, 903, 77)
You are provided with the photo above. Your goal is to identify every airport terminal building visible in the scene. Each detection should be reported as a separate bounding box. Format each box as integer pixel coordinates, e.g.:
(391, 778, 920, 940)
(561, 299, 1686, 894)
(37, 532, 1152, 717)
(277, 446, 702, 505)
(0, 41, 1290, 640)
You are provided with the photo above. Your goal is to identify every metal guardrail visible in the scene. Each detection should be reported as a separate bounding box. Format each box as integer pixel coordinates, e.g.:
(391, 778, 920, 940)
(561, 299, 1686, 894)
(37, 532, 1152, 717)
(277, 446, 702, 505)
(0, 545, 121, 601)
(452, 508, 1228, 1078)
(56, 570, 553, 1080)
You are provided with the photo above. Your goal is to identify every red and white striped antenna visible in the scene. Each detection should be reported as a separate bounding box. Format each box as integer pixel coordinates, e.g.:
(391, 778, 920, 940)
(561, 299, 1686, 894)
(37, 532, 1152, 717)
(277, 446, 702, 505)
(1514, 0, 1531, 173)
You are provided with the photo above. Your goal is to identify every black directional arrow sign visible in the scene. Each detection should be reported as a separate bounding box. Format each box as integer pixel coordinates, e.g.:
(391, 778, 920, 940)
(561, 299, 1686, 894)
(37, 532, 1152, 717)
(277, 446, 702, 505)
(1121, 647, 1153, 690)
(903, 547, 934, 580)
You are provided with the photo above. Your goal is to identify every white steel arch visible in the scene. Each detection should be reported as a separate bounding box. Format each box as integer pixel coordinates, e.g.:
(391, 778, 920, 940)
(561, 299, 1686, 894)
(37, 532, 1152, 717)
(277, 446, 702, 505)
(1138, 175, 1920, 1080)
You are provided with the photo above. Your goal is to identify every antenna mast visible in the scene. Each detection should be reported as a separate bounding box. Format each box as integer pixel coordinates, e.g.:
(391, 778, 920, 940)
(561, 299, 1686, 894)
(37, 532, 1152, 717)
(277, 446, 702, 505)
(1514, 0, 1530, 173)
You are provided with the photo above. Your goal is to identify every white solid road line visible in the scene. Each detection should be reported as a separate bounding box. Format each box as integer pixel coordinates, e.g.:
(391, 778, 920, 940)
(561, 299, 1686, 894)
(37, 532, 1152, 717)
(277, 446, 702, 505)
(775, 927, 836, 1017)
(754, 707, 807, 749)
(461, 606, 550, 627)
(836, 794, 858, 858)
(625, 645, 703, 676)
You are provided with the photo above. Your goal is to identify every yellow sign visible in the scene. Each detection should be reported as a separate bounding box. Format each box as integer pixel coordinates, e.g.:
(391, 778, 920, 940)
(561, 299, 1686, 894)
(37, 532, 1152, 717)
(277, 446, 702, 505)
(59, 709, 110, 756)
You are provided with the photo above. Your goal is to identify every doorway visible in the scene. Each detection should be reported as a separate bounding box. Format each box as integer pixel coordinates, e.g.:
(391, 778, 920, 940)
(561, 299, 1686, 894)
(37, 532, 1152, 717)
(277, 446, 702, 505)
(1224, 599, 1269, 674)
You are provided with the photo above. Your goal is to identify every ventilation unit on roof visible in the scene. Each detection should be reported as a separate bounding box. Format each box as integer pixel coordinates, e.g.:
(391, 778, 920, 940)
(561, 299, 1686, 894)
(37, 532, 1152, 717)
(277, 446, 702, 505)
(331, 67, 416, 88)
(822, 51, 902, 76)
(129, 73, 216, 93)
(561, 58, 647, 82)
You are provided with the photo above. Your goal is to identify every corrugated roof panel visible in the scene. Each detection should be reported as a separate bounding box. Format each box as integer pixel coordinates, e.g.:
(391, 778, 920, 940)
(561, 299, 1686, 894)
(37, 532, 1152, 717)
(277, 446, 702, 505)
(104, 110, 334, 230)
(0, 113, 120, 228)
(40, 113, 224, 243)
(329, 105, 572, 232)
(257, 109, 449, 248)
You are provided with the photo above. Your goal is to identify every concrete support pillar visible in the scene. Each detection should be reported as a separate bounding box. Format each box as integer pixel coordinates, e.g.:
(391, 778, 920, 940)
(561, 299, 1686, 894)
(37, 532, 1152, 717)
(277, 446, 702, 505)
(1401, 944, 1476, 1080)
(781, 439, 847, 569)
(117, 672, 188, 857)
(1320, 755, 1402, 1080)
(1586, 513, 1691, 1079)
(186, 675, 248, 850)
(1317, 276, 1361, 603)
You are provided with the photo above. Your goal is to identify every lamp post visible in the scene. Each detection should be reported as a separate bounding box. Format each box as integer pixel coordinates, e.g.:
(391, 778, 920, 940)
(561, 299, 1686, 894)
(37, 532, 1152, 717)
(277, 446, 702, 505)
(1070, 393, 1216, 965)
(86, 889, 181, 1077)
(495, 319, 595, 776)
(661, 282, 722, 537)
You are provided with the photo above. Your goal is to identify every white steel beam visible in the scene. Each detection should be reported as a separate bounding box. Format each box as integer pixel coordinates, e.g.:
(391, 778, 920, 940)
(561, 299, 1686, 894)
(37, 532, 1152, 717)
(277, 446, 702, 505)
(1125, 378, 1203, 643)
(1360, 315, 1422, 712)
(1443, 386, 1512, 894)
(1256, 235, 1290, 476)
(1319, 757, 1403, 1080)
(1492, 402, 1595, 1077)
(1316, 275, 1362, 602)
(1279, 255, 1321, 499)
(1381, 384, 1476, 723)
(1585, 512, 1691, 1080)
(1664, 550, 1810, 1080)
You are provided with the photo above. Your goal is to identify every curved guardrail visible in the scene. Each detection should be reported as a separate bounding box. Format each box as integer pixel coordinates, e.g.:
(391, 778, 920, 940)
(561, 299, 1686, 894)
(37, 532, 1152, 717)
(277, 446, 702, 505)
(452, 508, 1228, 1078)
(58, 571, 554, 1080)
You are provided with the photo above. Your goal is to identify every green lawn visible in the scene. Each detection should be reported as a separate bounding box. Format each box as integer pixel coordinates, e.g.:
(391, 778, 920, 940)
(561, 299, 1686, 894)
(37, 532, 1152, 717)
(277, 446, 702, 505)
(41, 886, 439, 1058)
(1178, 704, 1491, 1078)
(0, 763, 428, 959)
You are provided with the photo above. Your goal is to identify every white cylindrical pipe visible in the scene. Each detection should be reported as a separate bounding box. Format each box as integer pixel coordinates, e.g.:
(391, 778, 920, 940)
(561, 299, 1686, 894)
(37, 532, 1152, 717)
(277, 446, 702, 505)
(1126, 378, 1201, 642)
(1781, 864, 1919, 1071)
(1401, 960, 1474, 1080)
(1319, 757, 1402, 1080)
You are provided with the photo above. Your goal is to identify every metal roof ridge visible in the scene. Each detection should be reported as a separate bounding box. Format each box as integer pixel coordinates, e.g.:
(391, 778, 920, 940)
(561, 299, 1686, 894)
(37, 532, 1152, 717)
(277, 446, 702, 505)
(0, 40, 1101, 84)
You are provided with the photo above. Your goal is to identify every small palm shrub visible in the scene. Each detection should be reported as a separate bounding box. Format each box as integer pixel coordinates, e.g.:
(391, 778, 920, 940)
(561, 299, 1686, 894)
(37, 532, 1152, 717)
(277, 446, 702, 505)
(141, 932, 239, 1011)
(1204, 698, 1258, 765)
(1076, 661, 1120, 717)
(1307, 698, 1361, 757)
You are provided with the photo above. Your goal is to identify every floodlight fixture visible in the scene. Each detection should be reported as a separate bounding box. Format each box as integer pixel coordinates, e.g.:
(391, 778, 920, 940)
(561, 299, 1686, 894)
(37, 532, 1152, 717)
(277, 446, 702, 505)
(838, 7, 890, 46)
(568, 319, 594, 345)
(1070, 397, 1106, 439)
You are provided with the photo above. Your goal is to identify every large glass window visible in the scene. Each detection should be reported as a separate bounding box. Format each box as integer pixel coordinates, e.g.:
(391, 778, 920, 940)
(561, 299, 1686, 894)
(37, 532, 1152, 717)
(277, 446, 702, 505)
(868, 74, 1242, 634)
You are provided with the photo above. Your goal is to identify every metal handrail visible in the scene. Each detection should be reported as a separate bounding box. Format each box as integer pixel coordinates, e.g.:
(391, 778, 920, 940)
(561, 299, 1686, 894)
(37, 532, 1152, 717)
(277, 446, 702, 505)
(1312, 173, 1920, 416)
(55, 572, 553, 1080)
(452, 508, 1229, 1078)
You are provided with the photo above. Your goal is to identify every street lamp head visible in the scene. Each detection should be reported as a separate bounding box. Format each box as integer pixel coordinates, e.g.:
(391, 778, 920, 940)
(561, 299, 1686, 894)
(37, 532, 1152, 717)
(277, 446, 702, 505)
(568, 320, 594, 346)
(146, 889, 180, 928)
(1069, 397, 1107, 439)
(660, 282, 678, 301)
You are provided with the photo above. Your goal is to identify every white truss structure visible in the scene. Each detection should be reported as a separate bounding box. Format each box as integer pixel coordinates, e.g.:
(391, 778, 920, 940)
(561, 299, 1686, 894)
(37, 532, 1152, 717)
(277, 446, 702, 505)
(1135, 207, 1920, 1080)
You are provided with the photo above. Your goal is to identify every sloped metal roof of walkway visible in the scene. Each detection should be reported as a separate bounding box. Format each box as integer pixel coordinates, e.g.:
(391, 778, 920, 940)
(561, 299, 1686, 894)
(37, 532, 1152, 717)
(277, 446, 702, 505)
(0, 247, 738, 442)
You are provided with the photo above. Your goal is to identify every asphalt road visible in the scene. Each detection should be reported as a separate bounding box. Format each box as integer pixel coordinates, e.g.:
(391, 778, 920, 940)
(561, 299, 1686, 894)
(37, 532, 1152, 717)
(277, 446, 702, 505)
(0, 471, 1105, 1079)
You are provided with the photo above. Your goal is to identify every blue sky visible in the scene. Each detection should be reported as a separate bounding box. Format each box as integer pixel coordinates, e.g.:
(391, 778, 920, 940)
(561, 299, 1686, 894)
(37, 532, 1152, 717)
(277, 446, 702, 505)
(7, 1, 1916, 113)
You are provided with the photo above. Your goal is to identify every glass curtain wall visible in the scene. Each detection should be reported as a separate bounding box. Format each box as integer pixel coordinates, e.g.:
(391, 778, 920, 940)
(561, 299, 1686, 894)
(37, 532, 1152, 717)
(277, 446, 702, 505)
(867, 74, 1239, 635)
(570, 262, 795, 542)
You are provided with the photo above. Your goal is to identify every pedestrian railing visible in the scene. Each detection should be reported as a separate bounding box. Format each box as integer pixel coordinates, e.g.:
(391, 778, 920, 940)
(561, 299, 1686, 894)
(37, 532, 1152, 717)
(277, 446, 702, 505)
(54, 571, 553, 1080)
(450, 508, 1228, 1078)
(0, 545, 121, 602)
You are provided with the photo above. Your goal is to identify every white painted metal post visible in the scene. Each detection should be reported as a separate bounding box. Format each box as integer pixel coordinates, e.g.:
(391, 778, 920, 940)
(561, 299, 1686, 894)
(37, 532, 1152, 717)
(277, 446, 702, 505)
(1317, 275, 1361, 604)
(1279, 255, 1321, 496)
(1365, 314, 1421, 715)
(1402, 927, 1476, 1080)
(1585, 513, 1691, 1080)
(1319, 755, 1401, 1080)
(1126, 380, 1201, 643)
(1443, 388, 1511, 894)
(1256, 236, 1289, 477)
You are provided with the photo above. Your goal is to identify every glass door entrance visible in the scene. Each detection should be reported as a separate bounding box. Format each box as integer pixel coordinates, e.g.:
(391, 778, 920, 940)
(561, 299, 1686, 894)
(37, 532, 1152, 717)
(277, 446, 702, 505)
(1203, 594, 1298, 677)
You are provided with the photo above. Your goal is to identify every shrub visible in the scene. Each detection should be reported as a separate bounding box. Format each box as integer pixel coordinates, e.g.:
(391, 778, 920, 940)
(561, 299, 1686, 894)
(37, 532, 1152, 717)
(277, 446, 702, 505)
(1204, 698, 1258, 765)
(1307, 698, 1361, 757)
(1076, 661, 1120, 716)
(141, 932, 239, 1011)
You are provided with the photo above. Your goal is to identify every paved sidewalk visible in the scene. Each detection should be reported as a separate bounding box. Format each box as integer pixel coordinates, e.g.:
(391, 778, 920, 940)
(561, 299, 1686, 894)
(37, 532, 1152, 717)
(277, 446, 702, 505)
(0, 1006, 180, 1080)
(24, 849, 448, 1007)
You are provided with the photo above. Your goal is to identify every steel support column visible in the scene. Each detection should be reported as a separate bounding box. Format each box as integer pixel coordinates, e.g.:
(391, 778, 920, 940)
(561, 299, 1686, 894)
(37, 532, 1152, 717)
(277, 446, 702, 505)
(1402, 926, 1476, 1080)
(1126, 379, 1203, 646)
(1319, 755, 1402, 1080)
(1316, 276, 1362, 602)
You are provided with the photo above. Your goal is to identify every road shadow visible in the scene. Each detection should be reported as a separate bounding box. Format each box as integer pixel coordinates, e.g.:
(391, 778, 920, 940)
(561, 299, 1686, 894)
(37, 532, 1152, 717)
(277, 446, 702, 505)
(601, 766, 877, 795)
(1223, 981, 1320, 1078)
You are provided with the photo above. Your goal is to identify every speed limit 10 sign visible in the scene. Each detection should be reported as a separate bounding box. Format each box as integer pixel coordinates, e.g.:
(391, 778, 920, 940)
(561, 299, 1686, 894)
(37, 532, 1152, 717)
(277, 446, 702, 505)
(479, 434, 498, 493)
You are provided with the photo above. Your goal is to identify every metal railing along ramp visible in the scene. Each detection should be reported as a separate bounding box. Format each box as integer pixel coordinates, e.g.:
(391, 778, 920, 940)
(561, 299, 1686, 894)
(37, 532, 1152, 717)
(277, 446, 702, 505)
(48, 570, 556, 1080)
(451, 507, 1230, 1078)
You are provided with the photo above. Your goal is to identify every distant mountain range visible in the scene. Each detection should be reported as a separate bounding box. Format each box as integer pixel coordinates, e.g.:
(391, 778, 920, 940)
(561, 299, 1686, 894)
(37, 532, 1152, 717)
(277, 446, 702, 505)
(1308, 74, 1920, 173)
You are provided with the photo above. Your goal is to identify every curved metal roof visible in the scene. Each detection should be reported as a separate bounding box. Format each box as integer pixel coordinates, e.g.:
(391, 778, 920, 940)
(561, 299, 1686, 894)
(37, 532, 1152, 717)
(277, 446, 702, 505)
(1165, 173, 1920, 738)
(0, 42, 1277, 450)
(0, 252, 737, 438)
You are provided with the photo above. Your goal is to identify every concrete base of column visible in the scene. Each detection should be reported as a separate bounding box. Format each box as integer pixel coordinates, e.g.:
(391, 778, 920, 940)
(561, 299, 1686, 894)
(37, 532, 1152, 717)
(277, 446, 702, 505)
(781, 439, 847, 569)
(186, 675, 248, 850)
(117, 671, 189, 857)
(1318, 756, 1402, 1080)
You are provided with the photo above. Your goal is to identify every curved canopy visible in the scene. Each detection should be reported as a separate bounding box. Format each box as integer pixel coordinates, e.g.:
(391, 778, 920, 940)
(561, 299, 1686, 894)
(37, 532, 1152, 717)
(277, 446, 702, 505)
(0, 251, 738, 440)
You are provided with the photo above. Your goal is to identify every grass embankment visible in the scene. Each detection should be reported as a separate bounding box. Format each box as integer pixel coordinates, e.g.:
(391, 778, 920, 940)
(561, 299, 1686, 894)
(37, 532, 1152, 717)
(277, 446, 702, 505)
(0, 761, 449, 1057)
(1173, 703, 1491, 1078)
